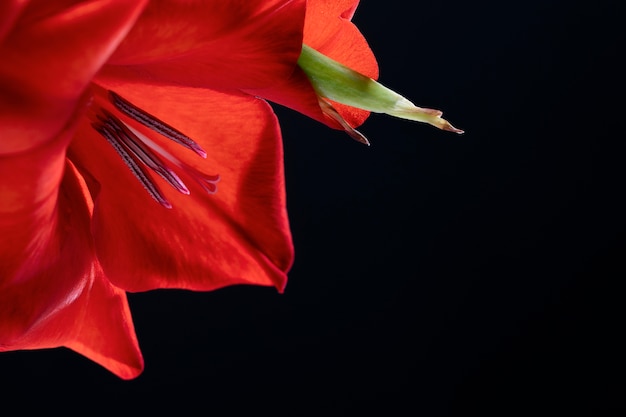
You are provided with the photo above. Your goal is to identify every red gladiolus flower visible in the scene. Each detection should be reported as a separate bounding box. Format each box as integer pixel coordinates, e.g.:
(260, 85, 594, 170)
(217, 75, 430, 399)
(2, 0, 455, 379)
(1, 0, 308, 380)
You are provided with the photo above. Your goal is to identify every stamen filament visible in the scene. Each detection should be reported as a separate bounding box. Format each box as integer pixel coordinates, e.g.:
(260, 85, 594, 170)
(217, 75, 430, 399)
(109, 91, 208, 158)
(92, 90, 220, 207)
(101, 111, 190, 195)
(92, 122, 173, 209)
(122, 122, 220, 194)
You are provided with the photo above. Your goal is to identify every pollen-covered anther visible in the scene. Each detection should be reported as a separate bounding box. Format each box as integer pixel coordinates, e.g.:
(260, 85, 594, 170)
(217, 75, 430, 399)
(92, 91, 220, 208)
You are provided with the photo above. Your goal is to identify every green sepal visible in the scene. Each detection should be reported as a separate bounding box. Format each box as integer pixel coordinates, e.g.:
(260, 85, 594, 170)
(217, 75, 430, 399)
(297, 44, 462, 133)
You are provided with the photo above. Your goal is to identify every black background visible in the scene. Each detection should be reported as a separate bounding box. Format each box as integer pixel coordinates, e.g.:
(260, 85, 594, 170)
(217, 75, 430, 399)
(2, 1, 625, 415)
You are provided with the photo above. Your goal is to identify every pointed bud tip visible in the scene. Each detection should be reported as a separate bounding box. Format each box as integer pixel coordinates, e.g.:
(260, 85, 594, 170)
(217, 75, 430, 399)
(442, 123, 464, 134)
(348, 130, 371, 146)
(421, 108, 444, 117)
(421, 108, 464, 134)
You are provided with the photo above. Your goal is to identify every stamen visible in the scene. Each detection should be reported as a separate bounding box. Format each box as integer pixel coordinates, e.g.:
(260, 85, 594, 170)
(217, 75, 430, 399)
(92, 121, 173, 209)
(91, 90, 220, 208)
(121, 121, 220, 194)
(109, 91, 208, 158)
(100, 110, 190, 195)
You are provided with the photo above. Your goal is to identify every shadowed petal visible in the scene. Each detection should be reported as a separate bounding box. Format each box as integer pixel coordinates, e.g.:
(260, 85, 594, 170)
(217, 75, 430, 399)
(103, 0, 306, 90)
(0, 158, 143, 380)
(0, 0, 28, 42)
(0, 0, 147, 154)
(0, 113, 81, 323)
(69, 81, 293, 293)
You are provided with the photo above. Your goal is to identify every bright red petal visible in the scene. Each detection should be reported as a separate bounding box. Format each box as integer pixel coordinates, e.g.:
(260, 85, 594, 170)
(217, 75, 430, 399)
(0, 0, 147, 154)
(69, 81, 294, 293)
(248, 0, 378, 130)
(0, 156, 143, 380)
(304, 0, 378, 128)
(64, 258, 144, 380)
(304, 0, 377, 79)
(103, 0, 306, 90)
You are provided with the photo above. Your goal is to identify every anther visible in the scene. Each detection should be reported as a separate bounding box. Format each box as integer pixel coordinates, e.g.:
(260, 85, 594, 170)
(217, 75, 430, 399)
(101, 110, 190, 195)
(92, 91, 220, 208)
(92, 121, 173, 209)
(121, 121, 220, 194)
(109, 91, 208, 158)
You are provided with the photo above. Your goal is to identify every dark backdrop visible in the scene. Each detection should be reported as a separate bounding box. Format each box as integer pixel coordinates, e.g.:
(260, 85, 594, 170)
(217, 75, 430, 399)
(2, 1, 624, 415)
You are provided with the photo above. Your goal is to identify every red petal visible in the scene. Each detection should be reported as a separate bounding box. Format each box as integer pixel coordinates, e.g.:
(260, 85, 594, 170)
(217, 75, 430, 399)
(0, 159, 143, 380)
(0, 0, 147, 154)
(0, 87, 90, 271)
(301, 0, 379, 127)
(304, 0, 378, 79)
(103, 0, 306, 90)
(69, 81, 294, 293)
(247, 0, 378, 130)
(64, 261, 144, 380)
(0, 0, 28, 43)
